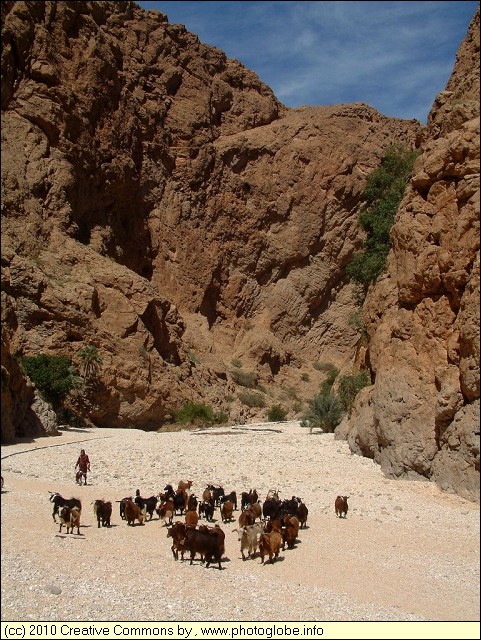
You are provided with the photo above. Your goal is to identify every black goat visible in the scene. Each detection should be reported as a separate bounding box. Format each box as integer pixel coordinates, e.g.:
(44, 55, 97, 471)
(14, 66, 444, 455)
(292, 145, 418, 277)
(93, 499, 112, 527)
(162, 485, 187, 515)
(49, 492, 81, 522)
(134, 492, 159, 521)
(207, 484, 225, 506)
(220, 491, 238, 510)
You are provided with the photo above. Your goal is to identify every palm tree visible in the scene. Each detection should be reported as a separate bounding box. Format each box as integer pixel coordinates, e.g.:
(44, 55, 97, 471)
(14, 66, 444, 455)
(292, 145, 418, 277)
(301, 392, 344, 434)
(78, 345, 102, 384)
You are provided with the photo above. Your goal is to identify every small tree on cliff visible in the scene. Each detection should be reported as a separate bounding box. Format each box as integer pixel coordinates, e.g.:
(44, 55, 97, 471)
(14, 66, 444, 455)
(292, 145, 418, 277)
(346, 144, 419, 288)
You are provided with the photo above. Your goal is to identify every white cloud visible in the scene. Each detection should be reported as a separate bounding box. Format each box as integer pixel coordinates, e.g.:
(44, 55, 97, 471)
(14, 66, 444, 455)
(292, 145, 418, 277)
(136, 0, 478, 122)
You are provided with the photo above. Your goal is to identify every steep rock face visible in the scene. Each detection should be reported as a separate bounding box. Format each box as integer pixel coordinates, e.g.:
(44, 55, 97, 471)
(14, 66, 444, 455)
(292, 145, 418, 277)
(152, 102, 419, 367)
(1, 0, 421, 437)
(1, 292, 59, 441)
(346, 8, 480, 502)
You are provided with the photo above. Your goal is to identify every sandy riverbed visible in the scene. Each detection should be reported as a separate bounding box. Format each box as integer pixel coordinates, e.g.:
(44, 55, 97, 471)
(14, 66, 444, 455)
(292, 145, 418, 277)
(1, 422, 479, 622)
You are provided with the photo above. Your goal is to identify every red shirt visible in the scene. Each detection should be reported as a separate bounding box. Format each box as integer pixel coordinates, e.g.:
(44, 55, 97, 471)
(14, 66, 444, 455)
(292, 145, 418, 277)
(77, 453, 90, 473)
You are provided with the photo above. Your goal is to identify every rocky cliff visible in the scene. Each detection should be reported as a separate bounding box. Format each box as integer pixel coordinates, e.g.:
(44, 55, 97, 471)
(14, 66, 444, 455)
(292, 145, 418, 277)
(342, 6, 480, 502)
(1, 2, 478, 500)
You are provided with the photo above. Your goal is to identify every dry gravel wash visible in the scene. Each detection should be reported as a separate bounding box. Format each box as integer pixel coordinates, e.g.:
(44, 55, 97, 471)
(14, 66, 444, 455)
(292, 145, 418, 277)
(1, 422, 479, 622)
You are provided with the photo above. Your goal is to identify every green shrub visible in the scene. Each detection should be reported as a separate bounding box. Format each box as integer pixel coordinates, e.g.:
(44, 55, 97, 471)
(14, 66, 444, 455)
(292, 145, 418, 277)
(320, 365, 339, 395)
(338, 371, 371, 415)
(267, 404, 288, 422)
(175, 401, 214, 425)
(280, 385, 300, 402)
(301, 393, 344, 433)
(238, 391, 266, 408)
(20, 353, 80, 406)
(313, 361, 336, 373)
(301, 373, 310, 382)
(231, 358, 242, 368)
(231, 369, 258, 388)
(213, 411, 229, 424)
(346, 144, 419, 287)
(187, 350, 201, 365)
(348, 310, 368, 343)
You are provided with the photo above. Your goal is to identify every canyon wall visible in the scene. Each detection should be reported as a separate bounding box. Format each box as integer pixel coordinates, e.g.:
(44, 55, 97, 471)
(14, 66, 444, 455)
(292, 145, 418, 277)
(1, 2, 478, 500)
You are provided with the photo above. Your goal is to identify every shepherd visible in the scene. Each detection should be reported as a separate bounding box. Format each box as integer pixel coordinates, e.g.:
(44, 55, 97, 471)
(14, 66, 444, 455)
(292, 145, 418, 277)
(75, 449, 91, 485)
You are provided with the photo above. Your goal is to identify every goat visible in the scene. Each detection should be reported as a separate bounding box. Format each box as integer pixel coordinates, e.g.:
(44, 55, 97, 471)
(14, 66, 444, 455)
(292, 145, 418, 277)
(198, 498, 215, 522)
(262, 497, 280, 521)
(123, 498, 145, 526)
(156, 499, 174, 526)
(335, 495, 349, 518)
(282, 515, 300, 550)
(220, 491, 238, 510)
(93, 499, 112, 527)
(49, 492, 81, 523)
(207, 484, 225, 506)
(134, 491, 158, 521)
(236, 522, 264, 561)
(258, 530, 282, 564)
(59, 506, 81, 535)
(167, 521, 187, 561)
(185, 509, 199, 528)
(238, 508, 255, 529)
(187, 494, 198, 512)
(177, 480, 193, 493)
(264, 518, 282, 534)
(249, 501, 262, 522)
(198, 524, 226, 557)
(163, 485, 188, 515)
(241, 489, 258, 510)
(220, 499, 234, 523)
(280, 496, 300, 517)
(296, 501, 309, 528)
(118, 497, 131, 520)
(182, 527, 223, 570)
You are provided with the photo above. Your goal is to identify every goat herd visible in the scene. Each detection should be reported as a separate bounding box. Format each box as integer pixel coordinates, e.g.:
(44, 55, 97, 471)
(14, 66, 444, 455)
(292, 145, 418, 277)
(49, 483, 350, 570)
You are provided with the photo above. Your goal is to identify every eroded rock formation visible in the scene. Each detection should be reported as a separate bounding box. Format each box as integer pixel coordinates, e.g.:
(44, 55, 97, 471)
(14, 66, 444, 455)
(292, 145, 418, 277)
(343, 7, 480, 501)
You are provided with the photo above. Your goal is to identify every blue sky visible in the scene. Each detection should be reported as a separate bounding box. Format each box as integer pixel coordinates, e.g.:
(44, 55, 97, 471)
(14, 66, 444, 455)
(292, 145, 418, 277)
(135, 1, 478, 123)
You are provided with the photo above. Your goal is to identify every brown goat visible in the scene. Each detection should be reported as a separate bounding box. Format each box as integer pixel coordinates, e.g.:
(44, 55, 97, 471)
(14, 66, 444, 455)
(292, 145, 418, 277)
(156, 499, 174, 526)
(167, 521, 187, 560)
(282, 515, 300, 550)
(220, 499, 234, 523)
(335, 495, 349, 518)
(258, 530, 282, 564)
(238, 508, 255, 528)
(59, 506, 81, 535)
(198, 524, 226, 557)
(248, 502, 262, 522)
(124, 498, 145, 526)
(185, 509, 199, 528)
